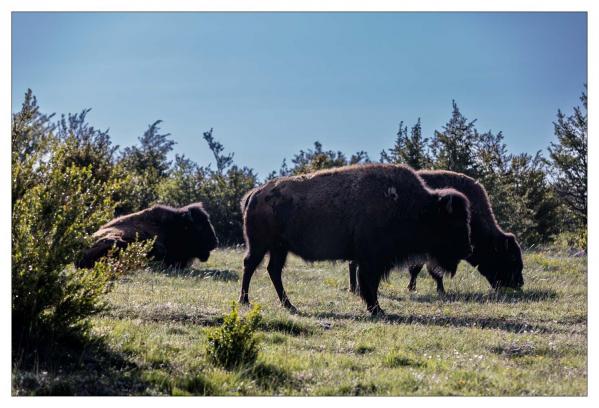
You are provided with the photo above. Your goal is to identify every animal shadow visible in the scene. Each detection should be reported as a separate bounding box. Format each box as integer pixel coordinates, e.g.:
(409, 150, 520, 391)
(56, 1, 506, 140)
(311, 311, 553, 334)
(12, 335, 151, 395)
(153, 263, 239, 282)
(408, 288, 558, 304)
(240, 362, 299, 392)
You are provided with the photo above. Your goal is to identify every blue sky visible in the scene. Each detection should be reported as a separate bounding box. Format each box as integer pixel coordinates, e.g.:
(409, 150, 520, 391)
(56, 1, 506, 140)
(12, 12, 587, 178)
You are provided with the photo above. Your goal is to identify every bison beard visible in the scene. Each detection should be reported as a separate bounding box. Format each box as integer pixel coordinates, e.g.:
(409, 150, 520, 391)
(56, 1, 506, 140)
(348, 170, 524, 294)
(239, 164, 472, 316)
(76, 202, 218, 269)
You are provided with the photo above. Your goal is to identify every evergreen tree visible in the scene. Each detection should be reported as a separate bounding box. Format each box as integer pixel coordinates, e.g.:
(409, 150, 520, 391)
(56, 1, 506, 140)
(548, 88, 587, 227)
(281, 141, 370, 176)
(472, 130, 512, 224)
(56, 109, 119, 183)
(380, 118, 430, 169)
(203, 128, 234, 174)
(119, 120, 176, 212)
(430, 101, 478, 176)
(157, 129, 258, 245)
(121, 120, 175, 178)
(156, 154, 204, 207)
(11, 89, 55, 204)
(198, 130, 258, 245)
(11, 89, 55, 164)
(502, 152, 561, 246)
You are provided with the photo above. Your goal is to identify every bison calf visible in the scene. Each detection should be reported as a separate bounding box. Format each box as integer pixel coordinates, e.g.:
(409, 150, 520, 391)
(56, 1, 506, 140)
(240, 164, 472, 316)
(348, 170, 524, 294)
(77, 203, 218, 269)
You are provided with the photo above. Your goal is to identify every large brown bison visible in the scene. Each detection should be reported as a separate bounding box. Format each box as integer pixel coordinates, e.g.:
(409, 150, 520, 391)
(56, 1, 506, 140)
(76, 203, 218, 269)
(348, 170, 524, 294)
(239, 164, 473, 316)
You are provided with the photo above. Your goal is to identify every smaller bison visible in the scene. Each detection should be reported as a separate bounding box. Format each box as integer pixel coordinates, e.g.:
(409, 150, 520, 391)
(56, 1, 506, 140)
(349, 170, 524, 294)
(76, 203, 218, 269)
(240, 164, 473, 316)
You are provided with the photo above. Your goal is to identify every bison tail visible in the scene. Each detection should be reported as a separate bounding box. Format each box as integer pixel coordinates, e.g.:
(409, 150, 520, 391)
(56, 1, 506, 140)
(381, 267, 392, 282)
(240, 188, 258, 214)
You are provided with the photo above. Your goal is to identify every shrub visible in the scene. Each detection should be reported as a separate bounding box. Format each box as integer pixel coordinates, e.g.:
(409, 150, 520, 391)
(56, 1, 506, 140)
(11, 92, 153, 349)
(11, 152, 153, 346)
(206, 303, 262, 369)
(382, 351, 425, 368)
(551, 229, 587, 253)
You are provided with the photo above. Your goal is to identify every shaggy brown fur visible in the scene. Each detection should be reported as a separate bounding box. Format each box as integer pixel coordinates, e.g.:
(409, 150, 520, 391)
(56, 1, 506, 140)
(240, 164, 473, 316)
(348, 170, 524, 294)
(76, 203, 218, 269)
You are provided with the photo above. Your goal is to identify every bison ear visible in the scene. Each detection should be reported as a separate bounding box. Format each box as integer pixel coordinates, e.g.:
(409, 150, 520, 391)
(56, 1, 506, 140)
(438, 194, 454, 214)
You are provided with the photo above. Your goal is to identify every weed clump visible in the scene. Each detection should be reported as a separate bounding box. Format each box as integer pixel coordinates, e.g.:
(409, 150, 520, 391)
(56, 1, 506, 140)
(207, 303, 262, 369)
(383, 351, 425, 368)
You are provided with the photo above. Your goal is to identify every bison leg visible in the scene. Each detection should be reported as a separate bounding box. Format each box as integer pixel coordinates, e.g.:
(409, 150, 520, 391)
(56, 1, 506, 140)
(408, 264, 423, 292)
(427, 265, 446, 294)
(239, 247, 267, 305)
(348, 261, 359, 294)
(357, 264, 385, 316)
(266, 249, 297, 313)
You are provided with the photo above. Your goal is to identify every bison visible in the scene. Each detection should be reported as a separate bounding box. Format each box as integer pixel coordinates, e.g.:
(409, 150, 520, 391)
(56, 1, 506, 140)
(239, 164, 472, 316)
(348, 170, 524, 294)
(76, 202, 218, 269)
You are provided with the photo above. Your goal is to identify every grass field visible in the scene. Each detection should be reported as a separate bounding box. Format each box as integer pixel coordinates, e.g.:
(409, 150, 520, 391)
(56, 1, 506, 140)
(13, 248, 587, 396)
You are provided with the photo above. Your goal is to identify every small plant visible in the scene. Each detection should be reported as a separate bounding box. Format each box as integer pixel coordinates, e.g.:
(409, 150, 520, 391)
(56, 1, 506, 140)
(551, 230, 587, 253)
(382, 351, 425, 368)
(206, 303, 262, 369)
(99, 237, 156, 279)
(355, 344, 375, 354)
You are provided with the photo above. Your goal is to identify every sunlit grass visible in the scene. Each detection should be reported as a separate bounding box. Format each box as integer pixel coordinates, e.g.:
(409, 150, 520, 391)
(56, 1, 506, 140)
(14, 248, 587, 395)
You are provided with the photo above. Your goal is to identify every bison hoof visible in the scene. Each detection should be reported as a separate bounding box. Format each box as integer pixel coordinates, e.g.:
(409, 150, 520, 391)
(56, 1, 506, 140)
(349, 286, 360, 295)
(407, 285, 417, 292)
(367, 304, 385, 317)
(284, 303, 299, 314)
(239, 296, 250, 306)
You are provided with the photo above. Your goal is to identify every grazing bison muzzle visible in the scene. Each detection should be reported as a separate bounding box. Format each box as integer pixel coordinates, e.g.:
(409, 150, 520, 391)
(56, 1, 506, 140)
(239, 164, 472, 316)
(76, 202, 218, 269)
(349, 170, 524, 294)
(478, 233, 524, 290)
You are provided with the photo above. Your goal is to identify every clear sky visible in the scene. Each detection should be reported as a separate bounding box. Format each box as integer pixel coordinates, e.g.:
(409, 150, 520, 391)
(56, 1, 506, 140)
(12, 12, 587, 179)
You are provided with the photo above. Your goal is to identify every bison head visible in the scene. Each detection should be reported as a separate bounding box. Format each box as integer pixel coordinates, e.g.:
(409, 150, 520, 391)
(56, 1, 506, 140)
(425, 189, 473, 274)
(181, 203, 218, 261)
(478, 233, 524, 290)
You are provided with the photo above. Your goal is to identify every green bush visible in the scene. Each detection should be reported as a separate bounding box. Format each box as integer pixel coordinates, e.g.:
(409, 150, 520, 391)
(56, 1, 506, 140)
(11, 153, 153, 345)
(551, 229, 587, 253)
(11, 92, 153, 349)
(206, 303, 262, 369)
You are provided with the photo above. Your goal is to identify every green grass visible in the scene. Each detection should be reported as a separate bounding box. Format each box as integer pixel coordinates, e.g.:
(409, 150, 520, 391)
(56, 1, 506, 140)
(13, 248, 587, 395)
